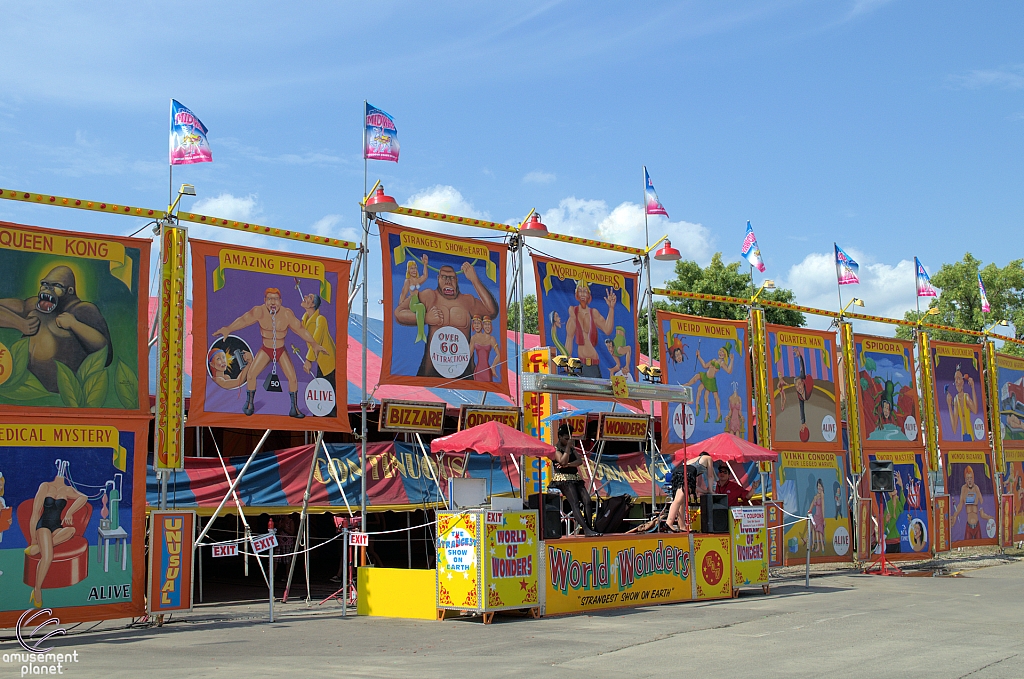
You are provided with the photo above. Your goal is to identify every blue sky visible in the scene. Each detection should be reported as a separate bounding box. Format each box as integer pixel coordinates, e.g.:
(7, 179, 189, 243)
(0, 1, 1021, 332)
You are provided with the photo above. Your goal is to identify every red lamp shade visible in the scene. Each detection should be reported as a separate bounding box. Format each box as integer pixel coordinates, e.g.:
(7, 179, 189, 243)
(654, 240, 681, 261)
(519, 213, 548, 236)
(363, 186, 399, 214)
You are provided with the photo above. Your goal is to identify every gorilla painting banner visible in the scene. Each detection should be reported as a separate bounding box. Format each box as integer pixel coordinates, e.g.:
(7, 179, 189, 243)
(0, 416, 148, 627)
(0, 221, 149, 415)
(379, 220, 508, 394)
(533, 254, 639, 381)
(189, 239, 350, 431)
(658, 311, 749, 457)
(765, 325, 842, 450)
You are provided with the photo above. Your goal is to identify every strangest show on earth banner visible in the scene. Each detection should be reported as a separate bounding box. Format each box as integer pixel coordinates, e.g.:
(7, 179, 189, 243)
(379, 221, 509, 394)
(188, 240, 351, 431)
(533, 254, 639, 381)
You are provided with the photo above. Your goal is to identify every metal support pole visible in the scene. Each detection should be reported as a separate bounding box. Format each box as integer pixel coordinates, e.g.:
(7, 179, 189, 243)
(806, 513, 812, 588)
(268, 528, 276, 623)
(360, 217, 370, 553)
(196, 429, 273, 544)
(284, 432, 324, 602)
(342, 526, 349, 618)
(407, 512, 412, 569)
(517, 236, 525, 413)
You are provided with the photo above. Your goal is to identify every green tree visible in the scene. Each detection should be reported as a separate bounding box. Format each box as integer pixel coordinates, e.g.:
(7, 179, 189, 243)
(895, 253, 1024, 356)
(508, 293, 539, 335)
(639, 253, 805, 359)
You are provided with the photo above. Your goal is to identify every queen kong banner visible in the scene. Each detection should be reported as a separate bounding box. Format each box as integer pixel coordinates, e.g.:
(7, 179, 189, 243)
(379, 221, 509, 394)
(533, 254, 639, 381)
(189, 239, 351, 431)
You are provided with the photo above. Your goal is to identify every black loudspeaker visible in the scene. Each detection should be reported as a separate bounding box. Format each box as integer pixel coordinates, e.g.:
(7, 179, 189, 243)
(869, 460, 895, 493)
(700, 494, 729, 533)
(528, 493, 563, 540)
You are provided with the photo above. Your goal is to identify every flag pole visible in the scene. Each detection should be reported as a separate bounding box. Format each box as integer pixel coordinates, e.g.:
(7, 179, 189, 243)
(915, 258, 921, 319)
(642, 166, 656, 516)
(835, 242, 844, 316)
(359, 100, 369, 563)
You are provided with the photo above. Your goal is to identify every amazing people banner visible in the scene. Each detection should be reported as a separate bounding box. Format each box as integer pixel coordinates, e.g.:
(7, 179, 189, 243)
(0, 417, 148, 627)
(995, 353, 1024, 448)
(765, 325, 842, 450)
(929, 341, 989, 448)
(774, 451, 852, 563)
(0, 222, 149, 415)
(658, 312, 749, 456)
(943, 450, 997, 547)
(533, 254, 639, 381)
(864, 452, 931, 559)
(854, 335, 921, 448)
(379, 221, 508, 394)
(189, 240, 351, 431)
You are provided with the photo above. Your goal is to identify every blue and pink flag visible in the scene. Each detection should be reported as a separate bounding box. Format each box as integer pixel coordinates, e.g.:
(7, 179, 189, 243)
(364, 103, 400, 162)
(835, 244, 859, 285)
(741, 221, 766, 272)
(915, 257, 937, 297)
(644, 167, 668, 217)
(979, 273, 991, 313)
(169, 100, 212, 166)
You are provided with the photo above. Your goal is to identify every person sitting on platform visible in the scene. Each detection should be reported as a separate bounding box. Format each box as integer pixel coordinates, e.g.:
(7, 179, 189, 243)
(666, 453, 713, 531)
(551, 424, 598, 537)
(714, 462, 756, 507)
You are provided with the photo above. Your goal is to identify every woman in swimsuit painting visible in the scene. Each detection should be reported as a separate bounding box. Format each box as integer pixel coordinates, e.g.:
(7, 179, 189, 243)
(399, 255, 430, 343)
(470, 316, 500, 381)
(685, 342, 736, 423)
(25, 460, 88, 608)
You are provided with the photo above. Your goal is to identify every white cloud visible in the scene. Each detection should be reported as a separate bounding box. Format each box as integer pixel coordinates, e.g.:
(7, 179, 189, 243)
(778, 250, 919, 334)
(522, 170, 556, 184)
(191, 193, 259, 221)
(405, 185, 488, 220)
(948, 65, 1024, 91)
(310, 213, 359, 244)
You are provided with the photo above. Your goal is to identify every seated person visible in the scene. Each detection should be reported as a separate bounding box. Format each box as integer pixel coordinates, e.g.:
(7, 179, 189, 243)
(666, 453, 713, 531)
(551, 424, 598, 537)
(714, 462, 756, 506)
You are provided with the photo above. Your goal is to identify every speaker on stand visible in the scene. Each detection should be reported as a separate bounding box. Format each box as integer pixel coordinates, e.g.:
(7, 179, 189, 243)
(528, 492, 563, 540)
(700, 494, 729, 534)
(864, 459, 902, 576)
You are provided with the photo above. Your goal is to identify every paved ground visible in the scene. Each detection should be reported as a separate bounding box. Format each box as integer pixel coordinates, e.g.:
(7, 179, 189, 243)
(3, 556, 1023, 679)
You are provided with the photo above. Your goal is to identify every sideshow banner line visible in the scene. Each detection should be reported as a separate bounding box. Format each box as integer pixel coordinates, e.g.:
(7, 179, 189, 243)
(943, 450, 998, 548)
(532, 253, 640, 383)
(187, 238, 351, 432)
(378, 220, 509, 395)
(765, 324, 843, 451)
(0, 417, 149, 627)
(994, 352, 1024, 450)
(862, 451, 932, 559)
(929, 341, 989, 449)
(0, 221, 150, 416)
(773, 451, 853, 564)
(657, 311, 750, 456)
(854, 334, 923, 450)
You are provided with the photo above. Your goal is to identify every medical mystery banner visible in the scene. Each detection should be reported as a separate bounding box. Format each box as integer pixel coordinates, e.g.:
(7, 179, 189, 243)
(379, 221, 508, 394)
(658, 311, 749, 456)
(533, 254, 639, 381)
(0, 417, 148, 627)
(766, 325, 842, 450)
(0, 221, 149, 415)
(189, 239, 350, 431)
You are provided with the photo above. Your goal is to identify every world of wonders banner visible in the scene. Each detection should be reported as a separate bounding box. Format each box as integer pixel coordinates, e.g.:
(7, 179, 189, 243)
(533, 254, 639, 381)
(189, 239, 350, 431)
(379, 221, 508, 394)
(0, 222, 149, 415)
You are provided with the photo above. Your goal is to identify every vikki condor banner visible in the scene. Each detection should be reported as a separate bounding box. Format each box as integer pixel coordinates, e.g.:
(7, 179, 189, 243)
(188, 239, 350, 432)
(533, 254, 639, 381)
(379, 221, 509, 395)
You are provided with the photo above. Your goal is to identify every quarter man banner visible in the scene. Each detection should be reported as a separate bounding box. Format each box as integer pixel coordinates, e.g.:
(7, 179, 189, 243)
(854, 334, 921, 449)
(0, 221, 149, 415)
(765, 325, 842, 450)
(929, 341, 988, 449)
(379, 221, 508, 394)
(189, 239, 350, 431)
(533, 254, 639, 381)
(658, 311, 749, 457)
(0, 416, 148, 627)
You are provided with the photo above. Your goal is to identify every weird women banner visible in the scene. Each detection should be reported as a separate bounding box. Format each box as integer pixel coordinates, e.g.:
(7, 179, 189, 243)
(533, 254, 639, 381)
(379, 221, 509, 394)
(189, 240, 351, 431)
(657, 311, 749, 455)
(0, 221, 149, 415)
